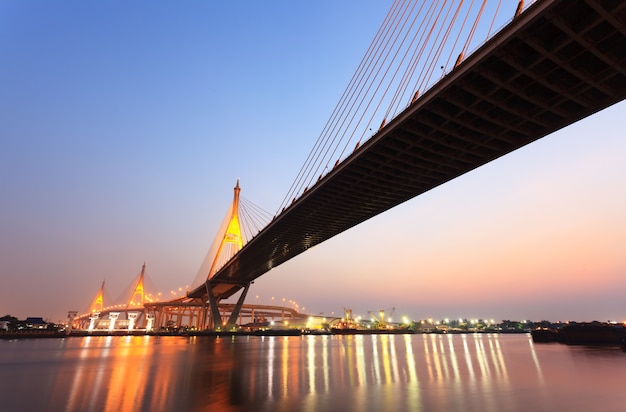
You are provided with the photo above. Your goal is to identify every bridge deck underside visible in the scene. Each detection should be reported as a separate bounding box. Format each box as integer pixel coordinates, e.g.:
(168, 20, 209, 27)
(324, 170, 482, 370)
(190, 0, 625, 300)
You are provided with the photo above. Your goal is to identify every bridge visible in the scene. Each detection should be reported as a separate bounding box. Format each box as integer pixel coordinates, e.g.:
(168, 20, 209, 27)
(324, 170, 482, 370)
(184, 0, 625, 328)
(73, 0, 625, 331)
(71, 259, 312, 332)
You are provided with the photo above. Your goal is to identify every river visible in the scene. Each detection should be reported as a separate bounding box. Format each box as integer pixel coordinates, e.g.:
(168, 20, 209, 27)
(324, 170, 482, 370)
(1, 333, 625, 411)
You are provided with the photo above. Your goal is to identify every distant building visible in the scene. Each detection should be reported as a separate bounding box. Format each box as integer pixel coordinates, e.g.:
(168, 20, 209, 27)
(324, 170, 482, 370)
(25, 317, 48, 329)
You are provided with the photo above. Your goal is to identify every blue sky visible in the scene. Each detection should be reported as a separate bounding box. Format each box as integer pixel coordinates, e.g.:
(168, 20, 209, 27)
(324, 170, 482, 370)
(1, 1, 625, 323)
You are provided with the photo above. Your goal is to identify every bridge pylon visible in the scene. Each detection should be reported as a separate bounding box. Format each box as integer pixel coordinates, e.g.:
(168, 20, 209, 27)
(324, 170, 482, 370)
(208, 179, 244, 279)
(82, 280, 105, 330)
(89, 280, 105, 314)
(127, 262, 146, 310)
(149, 180, 259, 331)
(202, 180, 250, 330)
(125, 262, 147, 330)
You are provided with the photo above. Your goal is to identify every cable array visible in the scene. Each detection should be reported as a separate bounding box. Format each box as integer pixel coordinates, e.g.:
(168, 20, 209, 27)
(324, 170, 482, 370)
(277, 0, 528, 215)
(239, 196, 274, 243)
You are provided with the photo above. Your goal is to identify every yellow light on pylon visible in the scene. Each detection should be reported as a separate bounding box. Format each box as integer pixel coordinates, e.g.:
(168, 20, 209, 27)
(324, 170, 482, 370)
(87, 281, 106, 313)
(207, 180, 244, 279)
(126, 263, 146, 310)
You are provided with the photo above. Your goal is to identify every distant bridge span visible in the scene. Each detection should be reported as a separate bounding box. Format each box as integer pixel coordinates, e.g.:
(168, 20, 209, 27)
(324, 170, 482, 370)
(190, 0, 625, 302)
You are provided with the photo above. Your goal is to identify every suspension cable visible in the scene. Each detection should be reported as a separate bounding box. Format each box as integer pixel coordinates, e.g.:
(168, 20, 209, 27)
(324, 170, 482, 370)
(296, 0, 406, 204)
(277, 0, 404, 214)
(334, 0, 419, 163)
(277, 1, 515, 217)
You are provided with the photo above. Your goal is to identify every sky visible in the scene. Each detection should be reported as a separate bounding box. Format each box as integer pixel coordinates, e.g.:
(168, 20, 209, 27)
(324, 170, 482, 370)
(1, 1, 624, 324)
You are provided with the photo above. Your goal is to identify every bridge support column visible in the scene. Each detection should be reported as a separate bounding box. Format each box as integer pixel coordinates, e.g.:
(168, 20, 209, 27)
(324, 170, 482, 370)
(145, 313, 155, 332)
(88, 312, 100, 332)
(198, 303, 207, 330)
(66, 311, 78, 336)
(205, 281, 223, 329)
(225, 282, 251, 329)
(205, 280, 251, 330)
(156, 307, 165, 330)
(109, 312, 120, 331)
(127, 312, 140, 332)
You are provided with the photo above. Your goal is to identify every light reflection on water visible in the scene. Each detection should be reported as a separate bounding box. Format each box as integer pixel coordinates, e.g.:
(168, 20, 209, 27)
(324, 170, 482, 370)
(1, 333, 626, 411)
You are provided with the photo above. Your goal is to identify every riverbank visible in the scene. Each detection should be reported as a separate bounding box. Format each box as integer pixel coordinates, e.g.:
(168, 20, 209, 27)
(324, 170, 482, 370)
(1, 327, 533, 339)
(531, 322, 626, 347)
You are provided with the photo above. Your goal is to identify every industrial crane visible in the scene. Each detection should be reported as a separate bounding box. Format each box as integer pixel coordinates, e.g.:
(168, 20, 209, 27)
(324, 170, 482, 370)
(367, 307, 395, 329)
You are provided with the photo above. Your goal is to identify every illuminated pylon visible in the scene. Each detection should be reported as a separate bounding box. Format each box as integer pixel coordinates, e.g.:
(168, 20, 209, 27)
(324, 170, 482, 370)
(88, 280, 105, 313)
(127, 262, 146, 309)
(196, 180, 251, 330)
(207, 180, 244, 279)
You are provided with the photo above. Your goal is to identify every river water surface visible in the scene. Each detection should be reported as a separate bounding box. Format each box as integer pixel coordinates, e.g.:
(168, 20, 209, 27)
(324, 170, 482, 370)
(1, 333, 625, 411)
